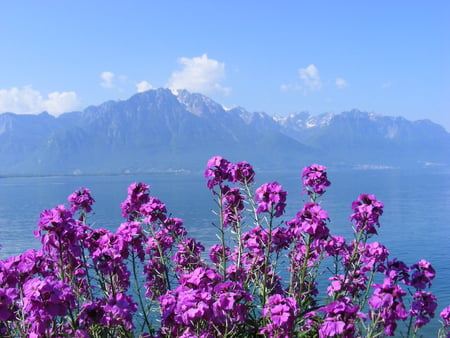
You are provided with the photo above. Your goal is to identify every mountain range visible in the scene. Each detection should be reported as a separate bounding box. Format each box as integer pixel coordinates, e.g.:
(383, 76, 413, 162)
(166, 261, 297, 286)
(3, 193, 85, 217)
(0, 88, 449, 175)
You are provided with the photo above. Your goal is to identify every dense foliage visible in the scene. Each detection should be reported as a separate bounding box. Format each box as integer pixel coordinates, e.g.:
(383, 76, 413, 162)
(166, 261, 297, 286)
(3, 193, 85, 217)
(0, 156, 449, 337)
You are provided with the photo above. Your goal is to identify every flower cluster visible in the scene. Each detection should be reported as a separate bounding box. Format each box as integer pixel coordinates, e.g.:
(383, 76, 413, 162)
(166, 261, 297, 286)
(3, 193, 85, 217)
(350, 193, 384, 235)
(159, 267, 252, 336)
(260, 294, 298, 337)
(68, 187, 95, 215)
(369, 278, 409, 335)
(204, 156, 255, 190)
(302, 163, 331, 198)
(318, 299, 365, 338)
(0, 155, 447, 337)
(440, 306, 450, 337)
(287, 202, 329, 240)
(255, 181, 287, 217)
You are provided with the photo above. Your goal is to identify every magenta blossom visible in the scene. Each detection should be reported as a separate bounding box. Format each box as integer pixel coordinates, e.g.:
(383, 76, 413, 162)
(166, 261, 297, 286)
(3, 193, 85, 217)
(410, 291, 438, 329)
(287, 202, 329, 240)
(318, 298, 364, 338)
(221, 186, 245, 228)
(409, 259, 435, 290)
(260, 294, 298, 337)
(232, 161, 255, 184)
(255, 182, 287, 217)
(369, 278, 408, 336)
(440, 305, 450, 326)
(121, 182, 150, 220)
(68, 187, 95, 214)
(204, 156, 234, 190)
(350, 194, 384, 235)
(302, 164, 331, 197)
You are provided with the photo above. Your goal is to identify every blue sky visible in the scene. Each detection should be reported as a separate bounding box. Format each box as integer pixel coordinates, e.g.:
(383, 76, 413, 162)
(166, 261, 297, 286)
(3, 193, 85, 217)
(1, 1, 449, 130)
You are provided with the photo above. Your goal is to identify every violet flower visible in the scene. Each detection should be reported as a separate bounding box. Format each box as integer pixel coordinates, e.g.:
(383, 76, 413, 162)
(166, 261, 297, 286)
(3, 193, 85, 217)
(255, 181, 287, 217)
(68, 187, 95, 214)
(369, 278, 408, 336)
(409, 259, 435, 290)
(260, 294, 298, 337)
(302, 164, 331, 198)
(287, 202, 329, 240)
(441, 306, 450, 326)
(232, 161, 255, 185)
(204, 156, 234, 190)
(350, 194, 384, 235)
(318, 298, 364, 338)
(121, 182, 150, 220)
(410, 291, 438, 329)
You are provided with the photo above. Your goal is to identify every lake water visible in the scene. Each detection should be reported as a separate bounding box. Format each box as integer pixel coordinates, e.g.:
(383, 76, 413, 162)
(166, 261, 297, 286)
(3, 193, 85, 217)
(1, 167, 449, 336)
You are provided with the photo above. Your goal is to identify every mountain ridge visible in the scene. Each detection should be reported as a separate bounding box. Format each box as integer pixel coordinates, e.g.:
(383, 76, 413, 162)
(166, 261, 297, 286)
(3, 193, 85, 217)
(0, 88, 448, 175)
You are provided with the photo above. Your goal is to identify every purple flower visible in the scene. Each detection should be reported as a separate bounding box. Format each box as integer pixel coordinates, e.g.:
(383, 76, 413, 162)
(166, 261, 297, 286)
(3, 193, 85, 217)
(0, 287, 17, 321)
(440, 305, 450, 326)
(324, 235, 347, 257)
(204, 156, 234, 190)
(121, 182, 150, 220)
(179, 267, 222, 289)
(241, 226, 269, 256)
(78, 299, 106, 328)
(116, 221, 146, 261)
(255, 182, 287, 217)
(212, 281, 251, 326)
(144, 256, 170, 298)
(102, 293, 137, 330)
(409, 259, 435, 290)
(369, 278, 408, 336)
(271, 227, 291, 251)
(318, 298, 364, 338)
(350, 194, 384, 235)
(287, 202, 329, 240)
(361, 241, 390, 273)
(232, 161, 255, 185)
(159, 284, 215, 335)
(68, 187, 95, 214)
(221, 186, 245, 228)
(22, 276, 76, 335)
(163, 217, 187, 238)
(410, 291, 438, 328)
(86, 228, 126, 271)
(36, 204, 75, 235)
(209, 244, 231, 265)
(226, 264, 247, 284)
(172, 238, 205, 273)
(327, 271, 367, 298)
(140, 196, 167, 223)
(302, 164, 331, 197)
(385, 259, 410, 284)
(85, 228, 130, 290)
(260, 294, 298, 337)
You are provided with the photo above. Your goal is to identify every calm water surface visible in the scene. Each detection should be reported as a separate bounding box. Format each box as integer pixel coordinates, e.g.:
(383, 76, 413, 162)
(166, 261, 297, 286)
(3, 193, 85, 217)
(1, 168, 449, 336)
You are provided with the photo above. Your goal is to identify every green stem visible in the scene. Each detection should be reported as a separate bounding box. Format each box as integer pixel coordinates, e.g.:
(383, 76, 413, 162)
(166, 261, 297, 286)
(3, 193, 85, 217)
(131, 252, 152, 334)
(297, 234, 312, 306)
(262, 207, 274, 309)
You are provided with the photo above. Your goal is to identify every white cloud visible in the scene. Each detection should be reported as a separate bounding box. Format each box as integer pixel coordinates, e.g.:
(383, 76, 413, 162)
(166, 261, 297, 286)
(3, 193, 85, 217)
(381, 81, 392, 89)
(299, 64, 321, 91)
(136, 80, 153, 93)
(335, 77, 348, 89)
(43, 91, 79, 113)
(100, 71, 115, 88)
(167, 54, 230, 95)
(0, 86, 79, 116)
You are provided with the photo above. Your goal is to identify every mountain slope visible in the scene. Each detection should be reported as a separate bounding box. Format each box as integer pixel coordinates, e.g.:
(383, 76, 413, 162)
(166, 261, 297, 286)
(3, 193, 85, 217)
(0, 89, 448, 175)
